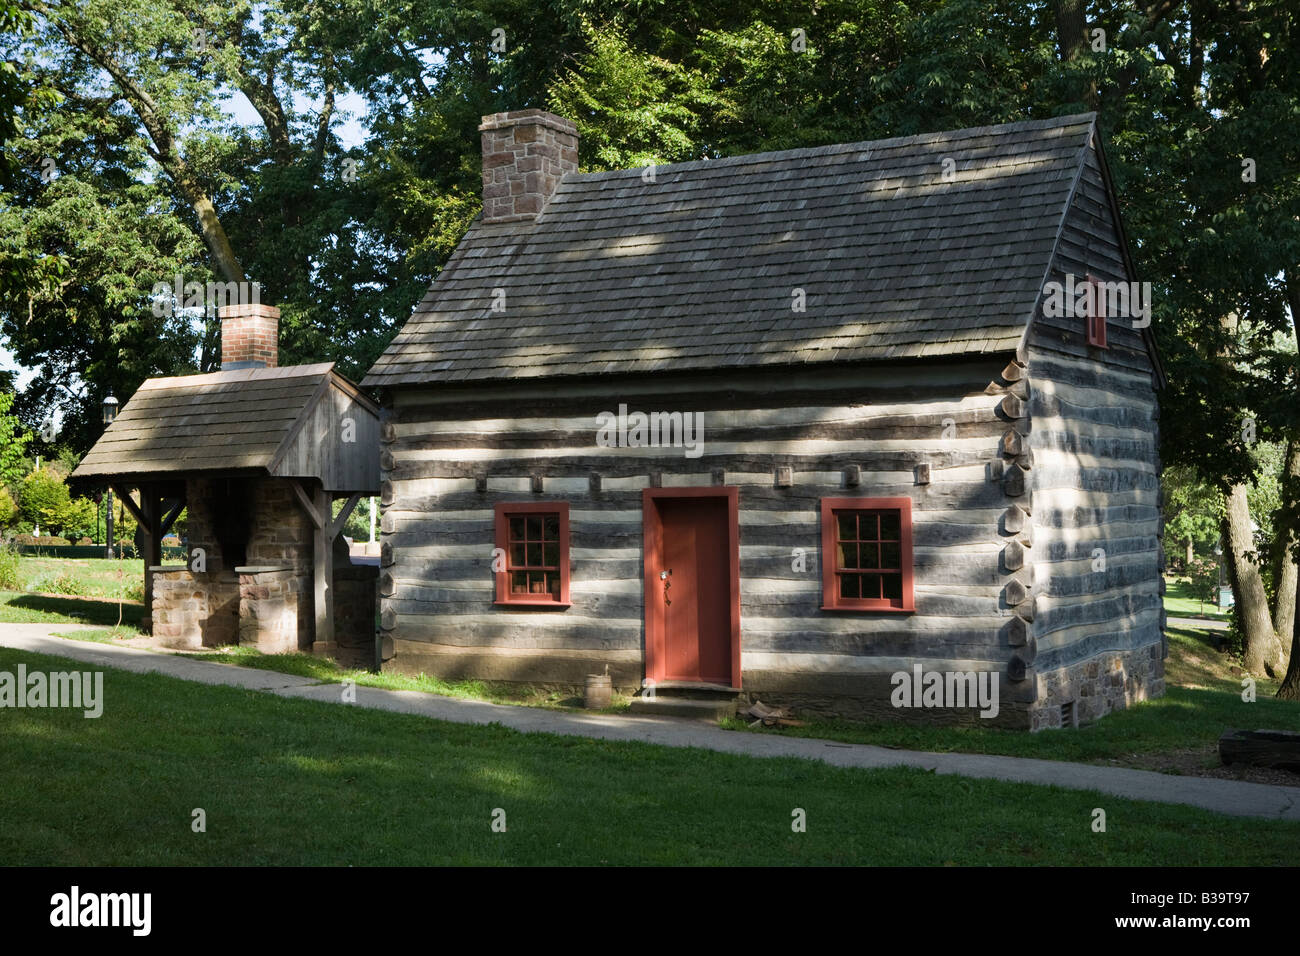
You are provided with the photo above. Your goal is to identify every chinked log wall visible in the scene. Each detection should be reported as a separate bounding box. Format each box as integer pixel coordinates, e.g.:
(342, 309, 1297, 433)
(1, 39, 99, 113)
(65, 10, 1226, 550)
(380, 360, 1039, 725)
(1021, 148, 1166, 730)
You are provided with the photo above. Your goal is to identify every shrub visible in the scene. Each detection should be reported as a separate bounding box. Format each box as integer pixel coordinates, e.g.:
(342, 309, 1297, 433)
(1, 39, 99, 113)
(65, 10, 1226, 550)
(0, 487, 16, 532)
(27, 571, 85, 595)
(0, 546, 19, 590)
(19, 468, 72, 535)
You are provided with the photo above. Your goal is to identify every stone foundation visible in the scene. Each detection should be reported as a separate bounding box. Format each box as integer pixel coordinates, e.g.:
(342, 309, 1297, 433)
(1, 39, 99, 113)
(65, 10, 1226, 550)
(1028, 642, 1165, 731)
(151, 567, 239, 649)
(236, 567, 299, 653)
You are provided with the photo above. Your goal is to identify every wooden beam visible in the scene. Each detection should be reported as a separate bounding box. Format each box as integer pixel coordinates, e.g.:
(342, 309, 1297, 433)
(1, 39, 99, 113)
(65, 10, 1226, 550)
(290, 479, 325, 529)
(159, 496, 186, 538)
(109, 484, 150, 532)
(328, 493, 362, 541)
(140, 489, 161, 636)
(312, 485, 334, 652)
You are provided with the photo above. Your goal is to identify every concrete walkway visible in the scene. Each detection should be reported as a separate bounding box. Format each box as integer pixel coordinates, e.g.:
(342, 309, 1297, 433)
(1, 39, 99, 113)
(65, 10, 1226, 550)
(2, 624, 1298, 822)
(1168, 616, 1229, 631)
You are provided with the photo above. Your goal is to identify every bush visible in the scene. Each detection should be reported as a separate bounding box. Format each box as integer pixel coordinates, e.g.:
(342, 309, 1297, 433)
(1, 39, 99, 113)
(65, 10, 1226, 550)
(0, 487, 16, 532)
(19, 468, 72, 535)
(0, 546, 19, 590)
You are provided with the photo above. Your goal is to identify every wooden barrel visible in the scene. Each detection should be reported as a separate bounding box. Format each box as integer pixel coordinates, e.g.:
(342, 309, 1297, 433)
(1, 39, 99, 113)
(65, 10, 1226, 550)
(584, 674, 612, 710)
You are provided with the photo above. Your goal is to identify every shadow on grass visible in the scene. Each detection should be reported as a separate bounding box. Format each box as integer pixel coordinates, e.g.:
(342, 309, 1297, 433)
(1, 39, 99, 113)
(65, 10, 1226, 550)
(3, 593, 145, 629)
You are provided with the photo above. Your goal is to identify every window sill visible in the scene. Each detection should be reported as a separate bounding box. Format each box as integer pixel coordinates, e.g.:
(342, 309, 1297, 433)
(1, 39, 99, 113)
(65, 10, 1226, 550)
(820, 604, 914, 614)
(495, 599, 572, 609)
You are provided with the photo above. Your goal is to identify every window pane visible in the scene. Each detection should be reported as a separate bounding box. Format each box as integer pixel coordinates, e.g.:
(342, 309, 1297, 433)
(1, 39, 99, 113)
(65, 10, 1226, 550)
(509, 544, 526, 567)
(548, 574, 561, 599)
(860, 512, 879, 541)
(838, 543, 858, 569)
(543, 543, 559, 567)
(529, 571, 546, 594)
(511, 571, 528, 594)
(526, 515, 543, 540)
(526, 543, 541, 567)
(509, 517, 525, 540)
(860, 574, 882, 599)
(879, 512, 901, 541)
(860, 544, 879, 569)
(881, 542, 901, 570)
(839, 573, 860, 599)
(837, 513, 856, 541)
(882, 574, 902, 601)
(544, 515, 559, 540)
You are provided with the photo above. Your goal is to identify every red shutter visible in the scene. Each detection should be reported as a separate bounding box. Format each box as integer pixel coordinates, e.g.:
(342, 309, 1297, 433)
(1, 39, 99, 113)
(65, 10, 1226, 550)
(1085, 273, 1108, 348)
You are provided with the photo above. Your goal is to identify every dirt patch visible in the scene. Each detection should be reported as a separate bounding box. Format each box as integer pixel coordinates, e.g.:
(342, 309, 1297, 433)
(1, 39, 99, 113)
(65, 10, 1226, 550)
(1101, 745, 1300, 786)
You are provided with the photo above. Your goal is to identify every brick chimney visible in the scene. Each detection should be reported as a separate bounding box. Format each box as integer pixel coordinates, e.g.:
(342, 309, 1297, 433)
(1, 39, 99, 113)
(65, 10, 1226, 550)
(479, 109, 578, 223)
(218, 303, 279, 370)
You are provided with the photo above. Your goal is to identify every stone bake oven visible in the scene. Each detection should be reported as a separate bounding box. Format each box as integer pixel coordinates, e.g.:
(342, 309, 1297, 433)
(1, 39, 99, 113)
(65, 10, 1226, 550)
(73, 304, 381, 667)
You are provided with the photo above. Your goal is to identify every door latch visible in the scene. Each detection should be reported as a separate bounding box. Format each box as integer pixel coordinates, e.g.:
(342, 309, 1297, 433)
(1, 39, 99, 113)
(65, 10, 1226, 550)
(661, 568, 672, 604)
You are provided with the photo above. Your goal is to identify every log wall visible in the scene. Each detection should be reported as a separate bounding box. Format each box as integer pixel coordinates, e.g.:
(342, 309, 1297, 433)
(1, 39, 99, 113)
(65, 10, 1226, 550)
(1021, 146, 1166, 729)
(380, 359, 1042, 722)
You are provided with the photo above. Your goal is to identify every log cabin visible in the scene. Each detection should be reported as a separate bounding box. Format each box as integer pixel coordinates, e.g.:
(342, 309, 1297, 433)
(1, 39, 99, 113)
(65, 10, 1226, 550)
(363, 109, 1167, 729)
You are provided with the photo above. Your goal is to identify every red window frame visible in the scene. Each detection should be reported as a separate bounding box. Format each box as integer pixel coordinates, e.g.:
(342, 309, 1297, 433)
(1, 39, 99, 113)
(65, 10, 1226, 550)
(493, 502, 571, 608)
(1085, 272, 1108, 348)
(820, 497, 914, 612)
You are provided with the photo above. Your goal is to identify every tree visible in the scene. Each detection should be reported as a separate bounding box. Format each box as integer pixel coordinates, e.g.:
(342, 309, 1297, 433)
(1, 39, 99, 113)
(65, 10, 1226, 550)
(17, 467, 71, 534)
(0, 392, 32, 487)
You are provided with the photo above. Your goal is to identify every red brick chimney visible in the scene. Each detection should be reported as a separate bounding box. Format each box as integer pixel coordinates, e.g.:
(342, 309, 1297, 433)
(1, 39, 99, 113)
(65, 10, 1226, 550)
(479, 109, 578, 223)
(218, 303, 279, 370)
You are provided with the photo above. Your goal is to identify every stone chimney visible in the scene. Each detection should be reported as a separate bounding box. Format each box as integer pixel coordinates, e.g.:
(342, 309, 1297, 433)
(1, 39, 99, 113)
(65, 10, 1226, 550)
(218, 303, 279, 370)
(479, 109, 578, 223)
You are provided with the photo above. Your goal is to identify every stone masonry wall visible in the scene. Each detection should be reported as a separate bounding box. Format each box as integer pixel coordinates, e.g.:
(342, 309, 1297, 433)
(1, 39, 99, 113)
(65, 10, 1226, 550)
(1028, 643, 1165, 731)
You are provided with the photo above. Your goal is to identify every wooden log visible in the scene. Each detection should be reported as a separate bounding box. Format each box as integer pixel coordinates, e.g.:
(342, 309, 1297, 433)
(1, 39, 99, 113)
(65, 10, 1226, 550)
(712, 468, 726, 486)
(530, 474, 544, 493)
(1006, 615, 1027, 646)
(313, 485, 334, 647)
(1014, 596, 1036, 622)
(379, 572, 395, 597)
(590, 473, 603, 493)
(380, 449, 395, 472)
(1001, 361, 1025, 383)
(1007, 656, 1028, 682)
(1002, 430, 1024, 457)
(843, 463, 860, 487)
(914, 462, 931, 485)
(1003, 504, 1027, 534)
(380, 479, 393, 507)
(1003, 540, 1025, 572)
(1000, 393, 1025, 419)
(1218, 730, 1300, 771)
(381, 421, 397, 443)
(1017, 636, 1037, 665)
(381, 606, 397, 631)
(1008, 379, 1029, 401)
(1004, 463, 1026, 497)
(1004, 579, 1029, 606)
(381, 541, 394, 567)
(775, 466, 793, 487)
(475, 475, 488, 493)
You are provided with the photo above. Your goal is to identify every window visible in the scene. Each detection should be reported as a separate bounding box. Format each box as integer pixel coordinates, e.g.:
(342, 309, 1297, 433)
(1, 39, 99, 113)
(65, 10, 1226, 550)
(493, 502, 571, 607)
(1085, 272, 1107, 348)
(820, 497, 914, 611)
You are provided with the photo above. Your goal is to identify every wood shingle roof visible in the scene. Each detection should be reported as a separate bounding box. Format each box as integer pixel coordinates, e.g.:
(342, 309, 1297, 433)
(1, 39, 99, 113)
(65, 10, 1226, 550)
(365, 113, 1101, 388)
(72, 364, 380, 490)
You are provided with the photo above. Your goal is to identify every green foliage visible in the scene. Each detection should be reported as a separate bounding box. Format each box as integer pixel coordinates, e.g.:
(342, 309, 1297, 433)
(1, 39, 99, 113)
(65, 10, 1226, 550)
(1186, 558, 1221, 616)
(0, 487, 16, 533)
(0, 393, 31, 487)
(0, 545, 19, 590)
(18, 468, 71, 534)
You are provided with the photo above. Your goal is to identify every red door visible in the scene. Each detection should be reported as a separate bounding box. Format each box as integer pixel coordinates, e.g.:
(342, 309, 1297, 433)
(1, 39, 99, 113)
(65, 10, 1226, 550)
(643, 489, 740, 687)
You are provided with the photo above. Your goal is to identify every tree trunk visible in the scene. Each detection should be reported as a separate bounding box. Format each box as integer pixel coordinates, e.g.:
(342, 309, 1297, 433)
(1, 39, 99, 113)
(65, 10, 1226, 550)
(1274, 440, 1299, 644)
(1184, 535, 1194, 568)
(1277, 572, 1300, 699)
(1223, 489, 1285, 675)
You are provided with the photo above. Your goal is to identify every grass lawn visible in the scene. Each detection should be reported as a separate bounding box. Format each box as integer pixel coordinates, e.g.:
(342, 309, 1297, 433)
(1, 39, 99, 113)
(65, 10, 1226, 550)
(0, 590, 145, 631)
(9, 556, 144, 601)
(1, 645, 1296, 866)
(1163, 575, 1230, 621)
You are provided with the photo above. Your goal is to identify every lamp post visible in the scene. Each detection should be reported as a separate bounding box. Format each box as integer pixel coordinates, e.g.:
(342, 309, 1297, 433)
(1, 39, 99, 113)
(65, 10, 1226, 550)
(102, 392, 118, 559)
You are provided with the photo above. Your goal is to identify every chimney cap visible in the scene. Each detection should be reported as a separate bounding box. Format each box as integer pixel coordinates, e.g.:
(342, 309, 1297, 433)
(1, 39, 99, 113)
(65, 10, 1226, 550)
(478, 109, 577, 137)
(217, 303, 280, 320)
